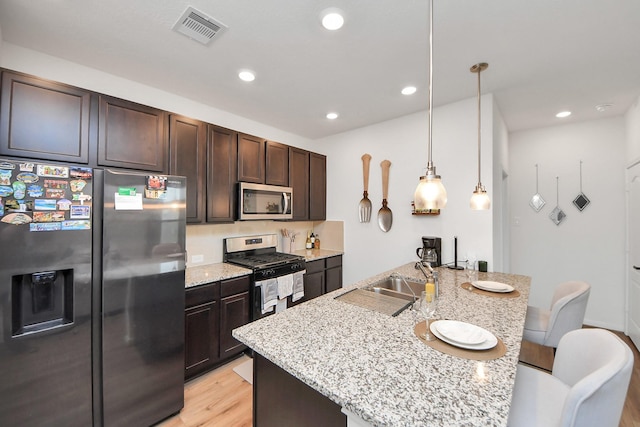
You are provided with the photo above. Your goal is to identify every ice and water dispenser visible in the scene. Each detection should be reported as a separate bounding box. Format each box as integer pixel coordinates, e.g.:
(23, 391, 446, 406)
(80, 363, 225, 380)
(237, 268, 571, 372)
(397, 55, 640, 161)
(12, 269, 74, 336)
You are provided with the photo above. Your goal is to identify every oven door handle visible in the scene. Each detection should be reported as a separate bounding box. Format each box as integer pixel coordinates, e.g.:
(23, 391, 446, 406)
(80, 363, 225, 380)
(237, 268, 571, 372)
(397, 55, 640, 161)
(282, 192, 290, 215)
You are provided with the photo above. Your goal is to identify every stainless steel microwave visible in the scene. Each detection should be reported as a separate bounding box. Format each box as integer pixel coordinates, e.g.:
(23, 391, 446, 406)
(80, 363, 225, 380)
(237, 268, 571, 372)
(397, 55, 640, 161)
(238, 182, 293, 220)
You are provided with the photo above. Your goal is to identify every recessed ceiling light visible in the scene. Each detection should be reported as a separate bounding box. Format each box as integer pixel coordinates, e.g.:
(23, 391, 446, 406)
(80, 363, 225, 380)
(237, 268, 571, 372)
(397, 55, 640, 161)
(555, 111, 571, 118)
(326, 112, 339, 120)
(321, 9, 344, 30)
(401, 86, 417, 95)
(595, 103, 613, 112)
(238, 70, 255, 82)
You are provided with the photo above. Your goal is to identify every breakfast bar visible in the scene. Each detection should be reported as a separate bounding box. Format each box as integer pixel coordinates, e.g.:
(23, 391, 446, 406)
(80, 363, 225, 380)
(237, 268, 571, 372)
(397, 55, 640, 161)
(233, 263, 531, 427)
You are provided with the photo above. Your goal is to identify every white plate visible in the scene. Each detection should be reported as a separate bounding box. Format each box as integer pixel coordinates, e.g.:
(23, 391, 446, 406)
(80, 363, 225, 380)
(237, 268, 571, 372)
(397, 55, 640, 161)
(471, 280, 514, 293)
(434, 320, 487, 345)
(430, 320, 498, 350)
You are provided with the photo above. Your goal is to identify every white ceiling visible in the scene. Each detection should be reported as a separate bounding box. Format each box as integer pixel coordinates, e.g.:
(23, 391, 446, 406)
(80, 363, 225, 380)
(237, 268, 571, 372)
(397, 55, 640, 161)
(1, 0, 639, 140)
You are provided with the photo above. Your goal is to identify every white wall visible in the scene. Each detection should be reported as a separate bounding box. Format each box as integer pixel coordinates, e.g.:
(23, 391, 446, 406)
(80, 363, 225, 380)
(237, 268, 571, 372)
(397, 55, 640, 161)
(626, 96, 640, 162)
(319, 95, 499, 286)
(509, 117, 626, 330)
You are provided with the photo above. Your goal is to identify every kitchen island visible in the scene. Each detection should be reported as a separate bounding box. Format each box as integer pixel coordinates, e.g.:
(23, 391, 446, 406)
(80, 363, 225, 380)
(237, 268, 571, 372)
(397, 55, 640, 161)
(233, 263, 531, 427)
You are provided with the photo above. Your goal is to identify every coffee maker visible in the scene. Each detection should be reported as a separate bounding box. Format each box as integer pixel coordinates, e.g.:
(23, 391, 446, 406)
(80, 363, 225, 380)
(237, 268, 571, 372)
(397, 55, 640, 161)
(416, 236, 442, 267)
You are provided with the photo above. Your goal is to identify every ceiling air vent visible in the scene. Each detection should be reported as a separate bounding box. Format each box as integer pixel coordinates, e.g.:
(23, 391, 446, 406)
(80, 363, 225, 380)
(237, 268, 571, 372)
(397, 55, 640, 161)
(172, 6, 227, 45)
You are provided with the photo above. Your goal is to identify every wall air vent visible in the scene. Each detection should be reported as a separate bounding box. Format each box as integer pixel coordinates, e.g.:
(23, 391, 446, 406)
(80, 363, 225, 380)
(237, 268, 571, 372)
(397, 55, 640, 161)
(172, 6, 227, 45)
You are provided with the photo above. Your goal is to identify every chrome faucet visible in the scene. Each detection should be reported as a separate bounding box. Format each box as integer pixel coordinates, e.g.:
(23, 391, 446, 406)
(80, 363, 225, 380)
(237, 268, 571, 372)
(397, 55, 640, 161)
(390, 272, 417, 304)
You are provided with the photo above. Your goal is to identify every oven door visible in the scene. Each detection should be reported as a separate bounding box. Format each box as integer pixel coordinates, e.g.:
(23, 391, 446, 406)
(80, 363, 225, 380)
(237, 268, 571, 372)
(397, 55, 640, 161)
(239, 182, 293, 220)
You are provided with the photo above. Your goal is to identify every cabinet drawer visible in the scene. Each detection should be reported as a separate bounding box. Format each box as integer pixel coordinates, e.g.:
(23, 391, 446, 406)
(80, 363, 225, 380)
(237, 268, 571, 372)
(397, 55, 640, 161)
(326, 255, 342, 269)
(220, 275, 250, 298)
(305, 259, 324, 274)
(186, 282, 220, 308)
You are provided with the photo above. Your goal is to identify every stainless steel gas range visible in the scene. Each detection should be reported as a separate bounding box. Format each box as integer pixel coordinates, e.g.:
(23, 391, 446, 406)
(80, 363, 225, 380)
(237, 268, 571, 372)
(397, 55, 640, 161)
(223, 234, 306, 320)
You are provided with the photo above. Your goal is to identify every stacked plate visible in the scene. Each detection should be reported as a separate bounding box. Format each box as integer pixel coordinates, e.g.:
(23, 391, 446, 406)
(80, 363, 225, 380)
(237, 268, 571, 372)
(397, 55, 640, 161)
(471, 280, 514, 293)
(429, 320, 497, 350)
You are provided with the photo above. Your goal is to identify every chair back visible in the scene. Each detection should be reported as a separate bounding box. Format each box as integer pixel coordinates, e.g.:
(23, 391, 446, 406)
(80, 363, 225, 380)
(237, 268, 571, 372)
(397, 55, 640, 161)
(552, 329, 633, 427)
(545, 281, 590, 347)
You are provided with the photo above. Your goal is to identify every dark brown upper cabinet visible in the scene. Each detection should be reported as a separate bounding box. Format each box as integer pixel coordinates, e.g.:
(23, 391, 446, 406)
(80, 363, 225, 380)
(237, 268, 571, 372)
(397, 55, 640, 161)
(169, 115, 206, 224)
(207, 125, 238, 223)
(98, 95, 167, 172)
(265, 140, 289, 186)
(309, 152, 327, 220)
(0, 71, 91, 164)
(289, 147, 310, 221)
(237, 133, 265, 183)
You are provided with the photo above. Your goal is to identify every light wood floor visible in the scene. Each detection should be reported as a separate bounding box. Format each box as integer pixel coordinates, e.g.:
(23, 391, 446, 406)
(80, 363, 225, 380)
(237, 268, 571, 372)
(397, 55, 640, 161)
(158, 331, 640, 427)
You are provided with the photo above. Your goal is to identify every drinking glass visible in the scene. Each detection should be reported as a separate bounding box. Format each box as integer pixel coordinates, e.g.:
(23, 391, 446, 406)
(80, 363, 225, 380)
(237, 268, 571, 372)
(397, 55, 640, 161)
(420, 290, 437, 341)
(465, 260, 477, 284)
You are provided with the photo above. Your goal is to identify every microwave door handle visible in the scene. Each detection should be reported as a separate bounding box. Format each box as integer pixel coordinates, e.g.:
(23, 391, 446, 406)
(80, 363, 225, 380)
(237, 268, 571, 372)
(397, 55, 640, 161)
(282, 192, 289, 214)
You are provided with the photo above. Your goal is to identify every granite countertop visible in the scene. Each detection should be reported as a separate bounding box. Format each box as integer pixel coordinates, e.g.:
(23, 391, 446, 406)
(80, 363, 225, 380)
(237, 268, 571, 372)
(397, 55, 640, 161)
(292, 248, 344, 261)
(185, 263, 252, 288)
(233, 262, 531, 427)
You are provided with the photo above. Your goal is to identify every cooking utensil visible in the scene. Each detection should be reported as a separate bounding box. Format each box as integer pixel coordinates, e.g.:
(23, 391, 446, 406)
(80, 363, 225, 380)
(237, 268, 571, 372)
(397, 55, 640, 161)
(572, 160, 591, 211)
(378, 160, 393, 232)
(359, 154, 372, 222)
(530, 163, 546, 212)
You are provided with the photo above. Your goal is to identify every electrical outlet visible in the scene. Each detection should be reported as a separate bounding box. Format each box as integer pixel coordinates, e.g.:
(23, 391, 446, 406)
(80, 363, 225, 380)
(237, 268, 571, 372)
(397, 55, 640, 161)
(191, 254, 204, 263)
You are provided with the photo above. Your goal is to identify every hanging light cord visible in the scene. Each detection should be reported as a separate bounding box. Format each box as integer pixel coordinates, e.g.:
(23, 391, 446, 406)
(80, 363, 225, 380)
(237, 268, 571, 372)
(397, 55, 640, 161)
(427, 0, 434, 169)
(476, 65, 482, 185)
(556, 176, 560, 205)
(535, 164, 539, 193)
(579, 160, 583, 192)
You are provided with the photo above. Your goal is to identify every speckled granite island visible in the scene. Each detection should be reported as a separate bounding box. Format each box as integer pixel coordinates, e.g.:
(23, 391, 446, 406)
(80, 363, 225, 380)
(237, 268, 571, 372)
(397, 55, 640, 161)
(233, 262, 531, 427)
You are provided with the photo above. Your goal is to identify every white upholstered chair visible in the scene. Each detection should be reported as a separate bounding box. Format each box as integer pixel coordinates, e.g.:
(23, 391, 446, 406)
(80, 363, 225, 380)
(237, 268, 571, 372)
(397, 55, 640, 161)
(508, 328, 633, 427)
(523, 281, 590, 349)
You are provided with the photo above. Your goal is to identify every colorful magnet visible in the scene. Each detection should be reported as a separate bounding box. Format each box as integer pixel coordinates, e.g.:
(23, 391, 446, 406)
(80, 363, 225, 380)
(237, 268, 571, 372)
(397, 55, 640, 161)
(146, 176, 167, 191)
(70, 179, 87, 192)
(57, 199, 72, 211)
(44, 179, 68, 189)
(0, 162, 15, 170)
(19, 163, 35, 172)
(0, 200, 4, 217)
(72, 193, 92, 203)
(1, 212, 32, 225)
(70, 205, 90, 219)
(0, 170, 11, 185)
(118, 187, 137, 196)
(30, 222, 62, 232)
(0, 186, 12, 197)
(61, 220, 91, 230)
(144, 188, 166, 199)
(32, 211, 65, 223)
(27, 185, 44, 197)
(70, 167, 92, 180)
(16, 172, 39, 183)
(34, 199, 58, 211)
(45, 188, 66, 199)
(37, 164, 69, 178)
(12, 181, 26, 199)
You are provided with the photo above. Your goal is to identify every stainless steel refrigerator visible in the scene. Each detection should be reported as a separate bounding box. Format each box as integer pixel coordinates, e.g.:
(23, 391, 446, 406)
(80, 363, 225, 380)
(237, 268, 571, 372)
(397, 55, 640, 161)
(0, 162, 186, 426)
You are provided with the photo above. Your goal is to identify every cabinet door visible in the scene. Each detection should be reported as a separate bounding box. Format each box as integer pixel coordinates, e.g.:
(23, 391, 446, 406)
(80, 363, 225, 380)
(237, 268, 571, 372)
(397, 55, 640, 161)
(325, 266, 343, 293)
(207, 125, 238, 223)
(301, 271, 324, 303)
(237, 133, 265, 183)
(289, 147, 310, 220)
(184, 300, 220, 379)
(220, 292, 250, 358)
(309, 152, 327, 220)
(265, 140, 289, 186)
(0, 71, 91, 164)
(169, 115, 206, 223)
(98, 95, 167, 172)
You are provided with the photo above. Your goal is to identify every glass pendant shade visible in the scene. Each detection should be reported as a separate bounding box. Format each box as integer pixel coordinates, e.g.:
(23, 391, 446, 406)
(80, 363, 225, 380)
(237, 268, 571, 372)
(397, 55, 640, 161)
(414, 174, 447, 210)
(470, 185, 490, 210)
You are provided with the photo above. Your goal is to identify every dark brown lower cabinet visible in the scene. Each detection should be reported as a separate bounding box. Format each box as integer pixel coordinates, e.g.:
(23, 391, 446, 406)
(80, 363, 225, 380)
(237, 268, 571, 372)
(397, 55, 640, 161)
(184, 275, 250, 380)
(325, 255, 343, 293)
(254, 353, 346, 427)
(293, 256, 342, 307)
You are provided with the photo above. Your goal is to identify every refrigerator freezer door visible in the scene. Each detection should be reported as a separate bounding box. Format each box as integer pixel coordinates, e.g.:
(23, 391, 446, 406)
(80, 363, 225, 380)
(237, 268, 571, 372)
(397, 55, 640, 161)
(99, 169, 186, 426)
(0, 160, 93, 426)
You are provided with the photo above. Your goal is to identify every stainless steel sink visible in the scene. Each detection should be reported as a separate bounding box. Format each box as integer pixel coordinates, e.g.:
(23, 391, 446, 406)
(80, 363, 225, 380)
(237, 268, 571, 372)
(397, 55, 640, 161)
(364, 275, 425, 302)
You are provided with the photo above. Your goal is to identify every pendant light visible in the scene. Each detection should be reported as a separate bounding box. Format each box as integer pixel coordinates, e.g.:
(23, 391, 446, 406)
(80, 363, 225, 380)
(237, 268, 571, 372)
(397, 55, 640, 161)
(413, 0, 447, 211)
(469, 62, 490, 210)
